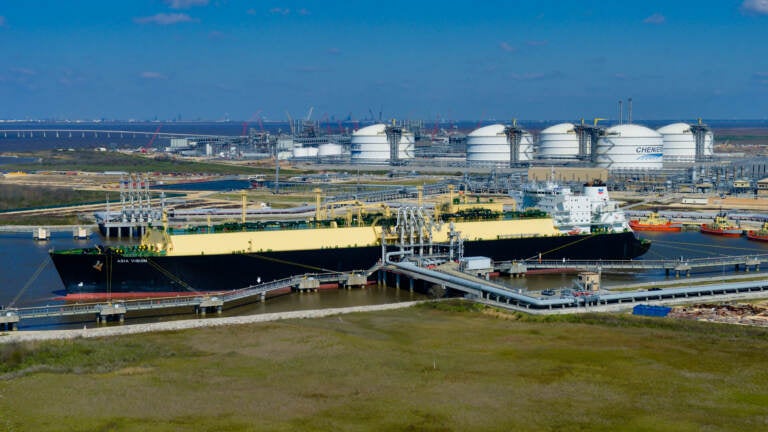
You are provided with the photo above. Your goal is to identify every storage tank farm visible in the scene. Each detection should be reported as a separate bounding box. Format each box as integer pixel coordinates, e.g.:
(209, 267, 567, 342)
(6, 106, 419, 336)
(350, 123, 415, 163)
(595, 124, 664, 170)
(466, 123, 534, 166)
(537, 122, 580, 159)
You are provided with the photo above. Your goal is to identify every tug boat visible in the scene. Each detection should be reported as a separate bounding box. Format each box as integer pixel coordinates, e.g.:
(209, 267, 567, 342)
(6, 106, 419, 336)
(700, 212, 742, 237)
(628, 212, 682, 232)
(746, 222, 768, 242)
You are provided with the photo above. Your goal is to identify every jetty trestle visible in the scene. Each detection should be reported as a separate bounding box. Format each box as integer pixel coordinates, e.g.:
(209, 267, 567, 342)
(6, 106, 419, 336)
(0, 310, 20, 331)
(515, 254, 768, 276)
(8, 270, 377, 329)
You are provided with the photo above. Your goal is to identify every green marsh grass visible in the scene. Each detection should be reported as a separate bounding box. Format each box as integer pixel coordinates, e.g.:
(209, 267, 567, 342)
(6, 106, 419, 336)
(1, 302, 767, 431)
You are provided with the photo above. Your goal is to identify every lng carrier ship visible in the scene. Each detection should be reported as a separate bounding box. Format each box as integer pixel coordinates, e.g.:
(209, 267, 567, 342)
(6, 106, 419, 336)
(49, 185, 650, 298)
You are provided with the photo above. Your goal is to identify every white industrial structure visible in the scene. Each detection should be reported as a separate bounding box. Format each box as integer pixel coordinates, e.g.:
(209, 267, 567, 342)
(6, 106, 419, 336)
(466, 124, 533, 164)
(595, 124, 663, 170)
(292, 146, 319, 158)
(318, 142, 344, 157)
(350, 123, 415, 163)
(657, 122, 714, 162)
(537, 122, 579, 159)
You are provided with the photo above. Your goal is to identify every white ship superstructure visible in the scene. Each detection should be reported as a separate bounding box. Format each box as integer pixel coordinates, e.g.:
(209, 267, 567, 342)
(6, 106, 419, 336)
(514, 181, 630, 234)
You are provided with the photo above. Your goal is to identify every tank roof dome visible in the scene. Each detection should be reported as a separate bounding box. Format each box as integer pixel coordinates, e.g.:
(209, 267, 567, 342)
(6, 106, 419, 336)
(541, 122, 575, 134)
(605, 124, 661, 138)
(468, 124, 507, 137)
(657, 123, 692, 134)
(352, 123, 387, 136)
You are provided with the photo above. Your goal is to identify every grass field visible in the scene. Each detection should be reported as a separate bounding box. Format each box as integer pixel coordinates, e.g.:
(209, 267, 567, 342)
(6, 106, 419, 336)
(3, 150, 264, 175)
(1, 302, 767, 431)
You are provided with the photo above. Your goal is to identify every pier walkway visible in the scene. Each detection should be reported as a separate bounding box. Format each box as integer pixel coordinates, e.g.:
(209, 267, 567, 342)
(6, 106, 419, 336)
(497, 254, 768, 277)
(0, 270, 373, 331)
(379, 258, 768, 312)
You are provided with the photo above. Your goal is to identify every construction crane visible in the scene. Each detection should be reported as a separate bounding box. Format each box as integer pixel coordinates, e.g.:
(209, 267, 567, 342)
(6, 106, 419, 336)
(240, 110, 264, 136)
(593, 118, 606, 127)
(305, 106, 314, 121)
(286, 111, 295, 135)
(322, 113, 332, 135)
(143, 125, 162, 153)
(257, 115, 265, 133)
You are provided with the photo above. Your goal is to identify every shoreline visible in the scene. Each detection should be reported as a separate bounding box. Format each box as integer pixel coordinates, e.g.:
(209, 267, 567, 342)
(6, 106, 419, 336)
(0, 301, 425, 344)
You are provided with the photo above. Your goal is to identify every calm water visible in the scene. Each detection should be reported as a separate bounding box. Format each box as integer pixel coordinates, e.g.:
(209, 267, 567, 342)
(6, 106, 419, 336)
(2, 229, 768, 329)
(0, 230, 423, 330)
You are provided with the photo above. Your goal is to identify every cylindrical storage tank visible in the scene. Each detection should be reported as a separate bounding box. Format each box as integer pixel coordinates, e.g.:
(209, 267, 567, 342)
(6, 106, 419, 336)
(658, 123, 695, 162)
(292, 147, 318, 158)
(351, 124, 388, 162)
(350, 123, 414, 163)
(318, 143, 343, 157)
(398, 132, 415, 160)
(704, 130, 714, 157)
(466, 124, 534, 163)
(277, 138, 295, 152)
(518, 132, 534, 162)
(596, 124, 663, 170)
(537, 122, 579, 159)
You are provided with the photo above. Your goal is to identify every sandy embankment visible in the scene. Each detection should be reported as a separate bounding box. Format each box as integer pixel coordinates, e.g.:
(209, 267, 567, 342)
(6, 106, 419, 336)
(0, 301, 425, 344)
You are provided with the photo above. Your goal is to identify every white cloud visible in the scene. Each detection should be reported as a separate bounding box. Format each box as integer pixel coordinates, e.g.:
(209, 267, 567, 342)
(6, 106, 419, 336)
(754, 71, 768, 85)
(134, 13, 197, 25)
(499, 42, 516, 52)
(270, 8, 291, 15)
(140, 71, 167, 80)
(0, 16, 6, 27)
(643, 13, 666, 24)
(297, 8, 310, 16)
(10, 67, 36, 76)
(510, 71, 564, 81)
(327, 47, 341, 55)
(165, 0, 208, 9)
(742, 0, 768, 14)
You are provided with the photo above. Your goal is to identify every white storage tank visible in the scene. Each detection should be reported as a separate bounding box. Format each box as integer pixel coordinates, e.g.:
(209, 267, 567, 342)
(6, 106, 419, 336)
(658, 123, 695, 162)
(350, 123, 414, 163)
(537, 122, 579, 159)
(292, 147, 319, 158)
(318, 143, 344, 157)
(703, 129, 714, 157)
(595, 124, 663, 170)
(466, 124, 533, 164)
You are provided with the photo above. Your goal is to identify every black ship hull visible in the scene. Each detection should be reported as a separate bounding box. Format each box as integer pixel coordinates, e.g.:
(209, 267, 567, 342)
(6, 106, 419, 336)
(50, 231, 649, 296)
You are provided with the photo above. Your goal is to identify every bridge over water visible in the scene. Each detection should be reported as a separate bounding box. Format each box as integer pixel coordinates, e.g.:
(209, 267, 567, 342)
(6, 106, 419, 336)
(0, 128, 235, 140)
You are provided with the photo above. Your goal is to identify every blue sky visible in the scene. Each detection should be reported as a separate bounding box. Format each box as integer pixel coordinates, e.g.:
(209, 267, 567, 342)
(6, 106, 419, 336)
(0, 0, 767, 122)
